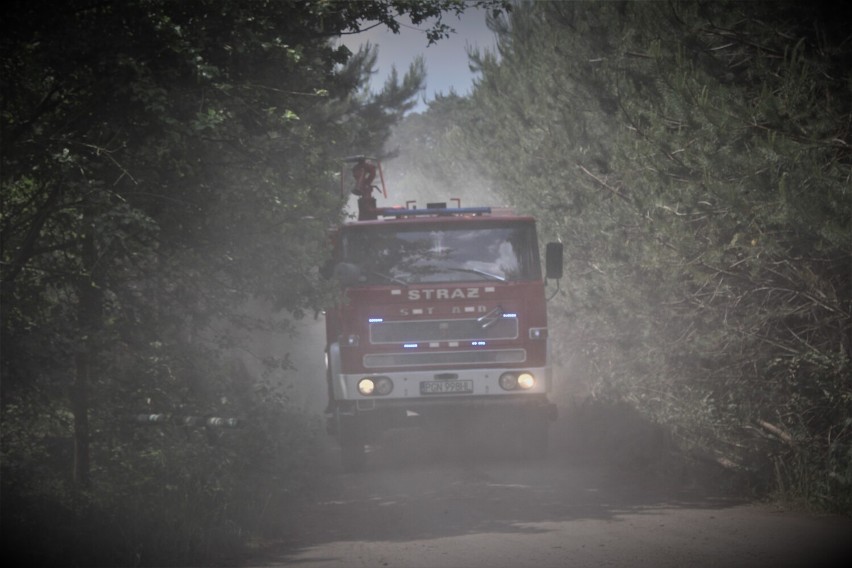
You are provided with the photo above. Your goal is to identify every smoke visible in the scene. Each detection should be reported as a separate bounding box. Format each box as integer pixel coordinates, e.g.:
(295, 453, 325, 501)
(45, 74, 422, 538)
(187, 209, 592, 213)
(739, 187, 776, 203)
(219, 299, 329, 416)
(374, 123, 503, 211)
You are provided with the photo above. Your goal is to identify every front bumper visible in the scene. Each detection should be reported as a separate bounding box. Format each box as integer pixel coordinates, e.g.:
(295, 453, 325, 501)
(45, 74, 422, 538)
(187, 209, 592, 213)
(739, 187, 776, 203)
(333, 365, 553, 401)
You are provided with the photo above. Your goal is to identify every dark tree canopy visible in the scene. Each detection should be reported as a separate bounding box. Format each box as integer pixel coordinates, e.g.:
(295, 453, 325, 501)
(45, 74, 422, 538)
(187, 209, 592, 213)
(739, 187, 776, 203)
(0, 1, 509, 565)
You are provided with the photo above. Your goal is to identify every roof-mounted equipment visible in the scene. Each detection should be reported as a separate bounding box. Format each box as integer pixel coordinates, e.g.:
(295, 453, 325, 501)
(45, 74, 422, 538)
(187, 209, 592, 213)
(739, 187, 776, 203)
(341, 155, 387, 221)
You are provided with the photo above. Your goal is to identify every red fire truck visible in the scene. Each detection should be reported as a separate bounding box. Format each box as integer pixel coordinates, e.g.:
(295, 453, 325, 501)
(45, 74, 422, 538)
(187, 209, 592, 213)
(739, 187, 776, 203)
(324, 156, 563, 470)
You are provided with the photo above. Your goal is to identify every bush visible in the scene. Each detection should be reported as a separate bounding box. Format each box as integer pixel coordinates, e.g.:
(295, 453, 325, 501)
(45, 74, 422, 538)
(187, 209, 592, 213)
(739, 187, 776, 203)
(1, 380, 322, 567)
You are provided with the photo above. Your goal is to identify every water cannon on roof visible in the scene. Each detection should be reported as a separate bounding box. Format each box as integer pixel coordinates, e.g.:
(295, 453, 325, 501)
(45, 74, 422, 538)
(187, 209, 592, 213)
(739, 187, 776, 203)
(341, 154, 390, 220)
(339, 151, 494, 220)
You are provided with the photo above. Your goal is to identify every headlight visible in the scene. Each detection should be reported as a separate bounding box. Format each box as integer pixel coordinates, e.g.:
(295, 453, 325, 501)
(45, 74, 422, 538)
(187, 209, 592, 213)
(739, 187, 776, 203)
(499, 372, 518, 391)
(517, 372, 535, 390)
(375, 376, 393, 395)
(499, 372, 536, 391)
(358, 376, 393, 396)
(357, 378, 375, 395)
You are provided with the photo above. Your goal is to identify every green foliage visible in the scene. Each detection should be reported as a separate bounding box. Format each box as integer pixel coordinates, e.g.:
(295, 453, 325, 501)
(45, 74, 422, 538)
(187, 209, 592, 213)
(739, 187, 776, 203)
(3, 361, 321, 566)
(457, 0, 852, 511)
(1, 0, 510, 564)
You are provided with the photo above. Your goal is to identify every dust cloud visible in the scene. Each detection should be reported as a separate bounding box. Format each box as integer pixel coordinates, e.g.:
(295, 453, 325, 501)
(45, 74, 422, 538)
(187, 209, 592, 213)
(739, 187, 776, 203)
(221, 300, 329, 417)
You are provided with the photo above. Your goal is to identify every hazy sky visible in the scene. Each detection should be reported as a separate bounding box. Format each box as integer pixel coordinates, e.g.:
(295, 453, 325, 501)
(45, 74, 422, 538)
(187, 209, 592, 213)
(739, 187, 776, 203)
(339, 9, 500, 111)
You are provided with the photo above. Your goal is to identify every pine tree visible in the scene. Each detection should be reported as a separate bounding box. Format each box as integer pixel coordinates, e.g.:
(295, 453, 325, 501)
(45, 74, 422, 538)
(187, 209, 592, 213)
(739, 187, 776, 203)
(460, 0, 851, 509)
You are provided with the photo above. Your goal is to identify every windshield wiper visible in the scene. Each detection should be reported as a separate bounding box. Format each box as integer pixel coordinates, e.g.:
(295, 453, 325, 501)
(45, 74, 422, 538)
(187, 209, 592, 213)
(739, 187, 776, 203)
(370, 270, 409, 286)
(442, 267, 506, 282)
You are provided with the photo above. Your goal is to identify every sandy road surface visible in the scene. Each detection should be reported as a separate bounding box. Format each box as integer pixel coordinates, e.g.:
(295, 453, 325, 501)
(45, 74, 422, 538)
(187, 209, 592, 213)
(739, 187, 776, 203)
(245, 425, 851, 568)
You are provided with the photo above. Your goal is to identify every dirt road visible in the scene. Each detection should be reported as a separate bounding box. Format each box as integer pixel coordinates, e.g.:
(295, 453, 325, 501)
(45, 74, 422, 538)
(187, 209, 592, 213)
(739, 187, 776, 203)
(244, 420, 851, 568)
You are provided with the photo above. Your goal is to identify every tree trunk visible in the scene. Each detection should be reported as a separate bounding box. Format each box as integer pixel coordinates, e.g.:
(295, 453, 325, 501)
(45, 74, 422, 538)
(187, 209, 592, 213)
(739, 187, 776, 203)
(72, 349, 91, 488)
(73, 208, 102, 488)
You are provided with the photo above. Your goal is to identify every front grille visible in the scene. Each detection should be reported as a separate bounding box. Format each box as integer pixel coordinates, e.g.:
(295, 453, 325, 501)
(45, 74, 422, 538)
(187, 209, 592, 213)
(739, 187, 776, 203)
(370, 317, 518, 344)
(363, 349, 526, 368)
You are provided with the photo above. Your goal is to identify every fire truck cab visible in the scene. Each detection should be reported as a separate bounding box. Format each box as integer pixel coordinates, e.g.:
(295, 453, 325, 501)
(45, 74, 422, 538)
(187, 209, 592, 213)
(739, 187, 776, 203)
(324, 157, 563, 470)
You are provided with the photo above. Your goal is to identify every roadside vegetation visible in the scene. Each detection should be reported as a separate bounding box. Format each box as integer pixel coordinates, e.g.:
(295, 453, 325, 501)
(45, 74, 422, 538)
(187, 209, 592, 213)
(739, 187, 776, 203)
(399, 1, 850, 513)
(1, 1, 507, 565)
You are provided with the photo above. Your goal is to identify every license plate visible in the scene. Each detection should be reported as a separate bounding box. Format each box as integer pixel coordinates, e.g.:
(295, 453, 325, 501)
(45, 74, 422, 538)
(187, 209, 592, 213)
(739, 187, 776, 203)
(420, 380, 474, 395)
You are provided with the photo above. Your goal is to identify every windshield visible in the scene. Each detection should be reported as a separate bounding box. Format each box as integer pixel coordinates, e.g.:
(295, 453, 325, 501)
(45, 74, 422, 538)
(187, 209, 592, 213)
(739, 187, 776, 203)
(341, 221, 541, 285)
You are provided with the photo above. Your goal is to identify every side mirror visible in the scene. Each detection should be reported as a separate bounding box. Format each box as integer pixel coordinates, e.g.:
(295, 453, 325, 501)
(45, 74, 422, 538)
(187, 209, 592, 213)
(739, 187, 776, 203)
(545, 242, 563, 280)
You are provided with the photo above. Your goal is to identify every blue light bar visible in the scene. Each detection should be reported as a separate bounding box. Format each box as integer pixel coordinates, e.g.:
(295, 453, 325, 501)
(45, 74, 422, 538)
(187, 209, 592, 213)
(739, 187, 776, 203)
(404, 343, 419, 349)
(502, 313, 518, 318)
(471, 341, 487, 346)
(379, 207, 492, 217)
(368, 318, 383, 323)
